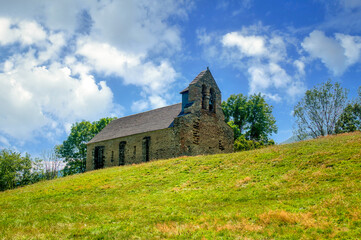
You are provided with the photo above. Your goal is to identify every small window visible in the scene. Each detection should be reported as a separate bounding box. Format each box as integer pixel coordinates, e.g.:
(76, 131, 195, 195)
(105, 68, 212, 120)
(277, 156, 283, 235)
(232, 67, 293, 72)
(142, 136, 151, 162)
(209, 88, 216, 113)
(119, 141, 126, 166)
(133, 146, 136, 160)
(202, 84, 207, 110)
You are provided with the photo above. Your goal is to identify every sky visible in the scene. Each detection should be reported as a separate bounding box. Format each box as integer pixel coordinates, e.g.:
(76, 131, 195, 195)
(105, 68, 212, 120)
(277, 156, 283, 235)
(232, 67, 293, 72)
(0, 0, 361, 156)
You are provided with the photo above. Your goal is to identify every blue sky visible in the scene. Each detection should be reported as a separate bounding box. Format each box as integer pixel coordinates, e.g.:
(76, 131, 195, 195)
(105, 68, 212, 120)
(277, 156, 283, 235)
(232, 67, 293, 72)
(0, 0, 361, 156)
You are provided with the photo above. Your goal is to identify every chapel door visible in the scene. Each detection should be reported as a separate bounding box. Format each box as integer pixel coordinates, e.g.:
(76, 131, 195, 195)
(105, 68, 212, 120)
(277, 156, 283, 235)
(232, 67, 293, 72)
(94, 146, 105, 169)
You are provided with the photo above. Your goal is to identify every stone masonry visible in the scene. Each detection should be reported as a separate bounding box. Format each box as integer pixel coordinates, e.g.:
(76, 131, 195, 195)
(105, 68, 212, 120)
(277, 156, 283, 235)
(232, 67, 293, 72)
(86, 68, 234, 171)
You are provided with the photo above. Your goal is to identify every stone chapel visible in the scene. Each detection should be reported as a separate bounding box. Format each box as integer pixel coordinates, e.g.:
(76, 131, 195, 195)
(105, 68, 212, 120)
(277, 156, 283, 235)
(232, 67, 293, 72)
(86, 68, 234, 171)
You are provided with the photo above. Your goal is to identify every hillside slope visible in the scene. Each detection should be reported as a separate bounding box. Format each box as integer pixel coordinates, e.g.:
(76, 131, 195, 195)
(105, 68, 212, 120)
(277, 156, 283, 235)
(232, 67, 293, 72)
(1, 132, 361, 239)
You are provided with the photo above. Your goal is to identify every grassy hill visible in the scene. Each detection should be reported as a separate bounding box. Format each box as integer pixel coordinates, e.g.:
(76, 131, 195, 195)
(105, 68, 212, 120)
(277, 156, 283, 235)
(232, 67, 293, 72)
(1, 132, 361, 239)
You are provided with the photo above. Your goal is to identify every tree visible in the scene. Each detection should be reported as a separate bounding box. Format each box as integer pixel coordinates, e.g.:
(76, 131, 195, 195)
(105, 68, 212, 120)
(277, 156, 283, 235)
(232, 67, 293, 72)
(0, 149, 32, 191)
(293, 80, 348, 140)
(246, 93, 277, 142)
(222, 93, 277, 143)
(221, 94, 248, 138)
(335, 87, 361, 133)
(40, 148, 63, 180)
(57, 117, 116, 176)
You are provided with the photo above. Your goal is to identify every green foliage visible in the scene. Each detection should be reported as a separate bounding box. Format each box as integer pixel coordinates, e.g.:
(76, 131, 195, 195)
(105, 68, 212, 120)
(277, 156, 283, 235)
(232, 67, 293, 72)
(222, 94, 248, 138)
(222, 93, 277, 146)
(246, 93, 277, 142)
(226, 120, 241, 139)
(293, 80, 348, 140)
(234, 135, 275, 152)
(335, 103, 361, 133)
(0, 149, 32, 191)
(57, 117, 116, 176)
(336, 87, 361, 133)
(1, 132, 361, 239)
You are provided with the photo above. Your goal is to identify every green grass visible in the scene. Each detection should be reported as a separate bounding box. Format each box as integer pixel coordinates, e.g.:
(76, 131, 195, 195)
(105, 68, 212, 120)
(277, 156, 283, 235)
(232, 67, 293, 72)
(1, 132, 361, 239)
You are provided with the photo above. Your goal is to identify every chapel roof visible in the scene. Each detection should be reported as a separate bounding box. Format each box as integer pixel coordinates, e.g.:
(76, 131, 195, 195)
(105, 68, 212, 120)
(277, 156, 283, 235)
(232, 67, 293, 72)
(88, 103, 182, 144)
(179, 70, 207, 93)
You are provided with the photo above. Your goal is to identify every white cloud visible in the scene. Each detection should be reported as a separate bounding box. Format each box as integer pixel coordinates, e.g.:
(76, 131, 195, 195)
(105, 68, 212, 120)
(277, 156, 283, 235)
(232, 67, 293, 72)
(38, 32, 66, 62)
(88, 0, 185, 55)
(294, 60, 305, 76)
(247, 62, 294, 99)
(77, 39, 177, 109)
(197, 28, 212, 45)
(0, 0, 190, 147)
(131, 100, 149, 113)
(302, 30, 347, 75)
(286, 81, 306, 99)
(222, 32, 267, 57)
(335, 33, 361, 65)
(219, 27, 302, 101)
(302, 30, 361, 75)
(76, 40, 141, 75)
(0, 18, 46, 46)
(0, 39, 117, 140)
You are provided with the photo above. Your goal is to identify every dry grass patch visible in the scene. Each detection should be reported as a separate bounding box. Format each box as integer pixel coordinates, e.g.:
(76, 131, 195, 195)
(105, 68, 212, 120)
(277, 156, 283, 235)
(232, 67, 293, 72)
(215, 219, 263, 232)
(259, 210, 320, 228)
(156, 219, 264, 237)
(235, 176, 252, 188)
(156, 222, 199, 235)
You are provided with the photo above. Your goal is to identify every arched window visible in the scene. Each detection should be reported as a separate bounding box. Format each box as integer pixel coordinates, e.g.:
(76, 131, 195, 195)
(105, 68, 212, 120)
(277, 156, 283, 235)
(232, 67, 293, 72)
(209, 88, 216, 112)
(202, 84, 207, 110)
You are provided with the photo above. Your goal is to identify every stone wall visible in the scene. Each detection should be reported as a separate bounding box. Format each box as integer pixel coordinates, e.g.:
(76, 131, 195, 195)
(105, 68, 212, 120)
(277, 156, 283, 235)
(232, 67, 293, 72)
(86, 109, 233, 171)
(85, 69, 234, 171)
(86, 128, 177, 171)
(174, 110, 234, 156)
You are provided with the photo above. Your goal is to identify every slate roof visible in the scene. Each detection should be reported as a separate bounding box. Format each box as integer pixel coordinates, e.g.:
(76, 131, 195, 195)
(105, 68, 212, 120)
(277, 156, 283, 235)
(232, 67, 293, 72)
(180, 70, 207, 93)
(88, 103, 182, 144)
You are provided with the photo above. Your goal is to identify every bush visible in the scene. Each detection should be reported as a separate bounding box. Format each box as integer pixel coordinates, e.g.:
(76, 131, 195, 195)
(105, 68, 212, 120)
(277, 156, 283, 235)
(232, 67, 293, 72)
(234, 135, 275, 152)
(0, 149, 33, 191)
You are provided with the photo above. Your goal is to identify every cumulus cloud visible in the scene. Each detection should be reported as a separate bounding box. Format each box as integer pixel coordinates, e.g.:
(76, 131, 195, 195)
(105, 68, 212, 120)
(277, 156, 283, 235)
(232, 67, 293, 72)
(0, 0, 188, 147)
(336, 33, 361, 65)
(247, 62, 296, 102)
(0, 49, 117, 140)
(222, 32, 267, 57)
(88, 1, 184, 55)
(302, 30, 361, 75)
(217, 26, 304, 101)
(76, 39, 177, 109)
(0, 18, 46, 45)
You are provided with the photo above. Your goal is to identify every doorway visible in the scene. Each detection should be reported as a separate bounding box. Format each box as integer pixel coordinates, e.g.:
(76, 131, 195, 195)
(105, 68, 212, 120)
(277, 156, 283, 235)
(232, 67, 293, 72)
(94, 146, 105, 169)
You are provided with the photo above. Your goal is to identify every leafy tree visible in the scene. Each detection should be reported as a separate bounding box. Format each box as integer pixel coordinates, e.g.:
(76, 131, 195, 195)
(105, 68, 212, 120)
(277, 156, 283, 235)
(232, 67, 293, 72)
(336, 87, 361, 133)
(293, 80, 348, 140)
(246, 93, 277, 142)
(222, 94, 248, 138)
(0, 149, 32, 191)
(57, 117, 116, 176)
(222, 93, 277, 143)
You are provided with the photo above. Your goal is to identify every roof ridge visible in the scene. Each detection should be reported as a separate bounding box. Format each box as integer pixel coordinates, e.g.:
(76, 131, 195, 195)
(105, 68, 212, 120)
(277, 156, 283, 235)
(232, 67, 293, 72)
(113, 103, 181, 121)
(180, 69, 208, 93)
(88, 103, 183, 144)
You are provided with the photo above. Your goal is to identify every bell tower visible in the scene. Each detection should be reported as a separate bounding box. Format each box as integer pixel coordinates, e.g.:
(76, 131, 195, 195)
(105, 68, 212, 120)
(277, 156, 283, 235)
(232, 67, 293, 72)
(180, 67, 222, 118)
